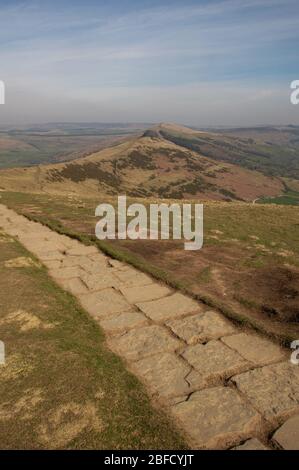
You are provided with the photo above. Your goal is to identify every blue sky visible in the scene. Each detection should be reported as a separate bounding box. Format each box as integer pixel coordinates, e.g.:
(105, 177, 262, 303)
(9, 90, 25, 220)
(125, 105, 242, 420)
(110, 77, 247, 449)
(0, 0, 298, 125)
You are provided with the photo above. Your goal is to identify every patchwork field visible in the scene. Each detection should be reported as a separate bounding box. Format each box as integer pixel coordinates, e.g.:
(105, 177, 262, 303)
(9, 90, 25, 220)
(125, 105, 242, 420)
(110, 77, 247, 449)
(0, 123, 149, 169)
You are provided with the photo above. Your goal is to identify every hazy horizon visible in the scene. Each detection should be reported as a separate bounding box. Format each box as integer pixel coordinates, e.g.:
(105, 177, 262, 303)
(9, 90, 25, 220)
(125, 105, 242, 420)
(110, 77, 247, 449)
(1, 120, 299, 129)
(0, 0, 298, 126)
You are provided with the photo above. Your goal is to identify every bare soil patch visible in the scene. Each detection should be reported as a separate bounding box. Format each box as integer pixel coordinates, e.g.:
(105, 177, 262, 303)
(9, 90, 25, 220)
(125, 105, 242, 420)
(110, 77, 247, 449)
(239, 267, 299, 323)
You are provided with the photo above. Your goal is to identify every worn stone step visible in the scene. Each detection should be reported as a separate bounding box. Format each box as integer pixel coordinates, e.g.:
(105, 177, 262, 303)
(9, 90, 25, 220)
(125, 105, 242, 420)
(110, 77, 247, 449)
(166, 310, 236, 345)
(108, 325, 182, 361)
(171, 386, 262, 449)
(120, 284, 171, 304)
(222, 333, 287, 366)
(232, 362, 299, 425)
(137, 293, 201, 322)
(272, 415, 299, 450)
(182, 340, 250, 389)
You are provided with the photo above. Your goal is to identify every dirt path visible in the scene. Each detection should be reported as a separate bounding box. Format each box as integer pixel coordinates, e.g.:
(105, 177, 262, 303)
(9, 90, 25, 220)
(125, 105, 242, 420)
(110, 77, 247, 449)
(0, 203, 298, 450)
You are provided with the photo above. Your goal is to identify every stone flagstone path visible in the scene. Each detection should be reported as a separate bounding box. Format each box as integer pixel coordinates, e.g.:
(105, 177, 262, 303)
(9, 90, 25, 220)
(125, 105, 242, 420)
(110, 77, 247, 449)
(0, 203, 299, 450)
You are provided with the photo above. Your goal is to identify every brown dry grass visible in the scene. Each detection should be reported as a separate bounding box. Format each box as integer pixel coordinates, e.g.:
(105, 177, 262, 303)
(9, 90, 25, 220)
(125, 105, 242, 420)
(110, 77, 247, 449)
(0, 132, 284, 202)
(2, 191, 298, 343)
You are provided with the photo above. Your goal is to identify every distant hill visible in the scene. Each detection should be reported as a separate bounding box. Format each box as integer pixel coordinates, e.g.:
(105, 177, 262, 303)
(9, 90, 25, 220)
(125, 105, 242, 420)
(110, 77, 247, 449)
(156, 123, 299, 179)
(0, 123, 285, 202)
(0, 123, 150, 169)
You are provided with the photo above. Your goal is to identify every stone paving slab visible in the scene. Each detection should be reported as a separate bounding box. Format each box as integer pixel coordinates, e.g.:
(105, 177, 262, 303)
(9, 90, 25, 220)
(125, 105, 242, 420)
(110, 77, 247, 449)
(113, 268, 154, 287)
(137, 293, 201, 323)
(108, 325, 182, 361)
(15, 233, 53, 243)
(66, 245, 99, 256)
(167, 310, 236, 345)
(80, 271, 120, 291)
(233, 438, 268, 450)
(120, 284, 171, 304)
(171, 387, 261, 449)
(53, 234, 78, 249)
(232, 362, 299, 424)
(50, 266, 85, 280)
(35, 250, 66, 261)
(99, 311, 149, 335)
(272, 415, 299, 450)
(42, 259, 65, 270)
(18, 234, 67, 247)
(79, 288, 132, 319)
(6, 227, 29, 237)
(19, 230, 66, 241)
(56, 256, 92, 269)
(182, 340, 250, 389)
(108, 259, 128, 270)
(222, 333, 287, 366)
(57, 277, 90, 296)
(131, 353, 191, 400)
(25, 241, 67, 255)
(81, 262, 112, 275)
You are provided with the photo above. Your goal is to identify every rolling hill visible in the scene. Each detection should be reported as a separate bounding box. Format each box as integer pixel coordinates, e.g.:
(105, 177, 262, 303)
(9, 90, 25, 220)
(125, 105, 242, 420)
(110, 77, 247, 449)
(0, 123, 298, 343)
(155, 123, 299, 179)
(0, 123, 285, 202)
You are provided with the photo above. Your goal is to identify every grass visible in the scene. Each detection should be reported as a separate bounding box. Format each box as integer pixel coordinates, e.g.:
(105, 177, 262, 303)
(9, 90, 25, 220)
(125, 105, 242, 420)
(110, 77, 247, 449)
(258, 189, 299, 206)
(197, 267, 212, 284)
(1, 191, 299, 345)
(0, 234, 187, 450)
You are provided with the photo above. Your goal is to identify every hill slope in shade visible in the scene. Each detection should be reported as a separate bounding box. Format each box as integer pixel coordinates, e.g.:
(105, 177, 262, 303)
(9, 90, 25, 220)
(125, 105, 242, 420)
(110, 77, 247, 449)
(154, 123, 299, 180)
(0, 126, 284, 202)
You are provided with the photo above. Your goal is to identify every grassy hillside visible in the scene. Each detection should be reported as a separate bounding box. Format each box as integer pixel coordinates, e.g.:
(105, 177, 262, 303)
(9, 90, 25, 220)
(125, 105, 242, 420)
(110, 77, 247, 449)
(258, 189, 299, 206)
(157, 123, 299, 180)
(0, 128, 284, 202)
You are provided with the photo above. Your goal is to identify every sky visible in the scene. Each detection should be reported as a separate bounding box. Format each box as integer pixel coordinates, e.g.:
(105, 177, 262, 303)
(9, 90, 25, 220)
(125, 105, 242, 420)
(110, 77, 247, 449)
(0, 0, 298, 126)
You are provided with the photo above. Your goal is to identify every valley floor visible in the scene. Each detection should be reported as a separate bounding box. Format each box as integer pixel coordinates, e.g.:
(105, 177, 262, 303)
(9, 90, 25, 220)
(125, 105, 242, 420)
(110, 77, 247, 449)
(0, 204, 298, 449)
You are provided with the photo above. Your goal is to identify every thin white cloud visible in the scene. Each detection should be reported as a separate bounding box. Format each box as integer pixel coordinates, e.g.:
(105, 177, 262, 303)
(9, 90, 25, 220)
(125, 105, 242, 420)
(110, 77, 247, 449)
(0, 0, 298, 124)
